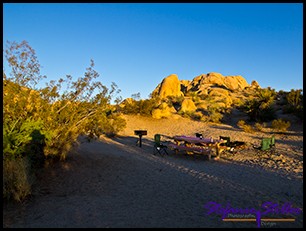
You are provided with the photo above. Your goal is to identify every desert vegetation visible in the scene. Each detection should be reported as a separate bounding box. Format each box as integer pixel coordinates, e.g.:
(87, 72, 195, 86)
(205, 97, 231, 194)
(3, 41, 126, 201)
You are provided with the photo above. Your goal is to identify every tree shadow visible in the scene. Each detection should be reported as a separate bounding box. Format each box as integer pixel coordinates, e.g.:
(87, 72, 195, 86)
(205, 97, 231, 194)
(24, 129, 46, 169)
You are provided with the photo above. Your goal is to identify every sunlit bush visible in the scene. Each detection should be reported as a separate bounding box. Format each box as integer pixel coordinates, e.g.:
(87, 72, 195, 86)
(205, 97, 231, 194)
(271, 119, 291, 132)
(3, 40, 126, 201)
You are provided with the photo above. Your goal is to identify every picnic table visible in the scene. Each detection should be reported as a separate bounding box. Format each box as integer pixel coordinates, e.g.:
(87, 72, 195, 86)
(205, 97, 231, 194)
(168, 135, 227, 160)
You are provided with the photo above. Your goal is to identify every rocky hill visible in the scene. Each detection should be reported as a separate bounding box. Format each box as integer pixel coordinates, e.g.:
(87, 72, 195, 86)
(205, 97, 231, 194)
(152, 72, 259, 98)
(149, 72, 261, 119)
(120, 72, 301, 124)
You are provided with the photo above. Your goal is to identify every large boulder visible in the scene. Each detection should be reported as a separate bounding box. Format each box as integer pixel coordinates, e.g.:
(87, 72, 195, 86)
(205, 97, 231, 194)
(180, 98, 197, 113)
(202, 72, 225, 86)
(187, 72, 225, 89)
(208, 88, 233, 107)
(186, 72, 249, 93)
(223, 75, 249, 91)
(250, 80, 260, 89)
(152, 74, 184, 99)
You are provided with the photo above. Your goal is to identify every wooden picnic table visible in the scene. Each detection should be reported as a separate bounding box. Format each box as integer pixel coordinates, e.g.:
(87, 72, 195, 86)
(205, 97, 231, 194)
(168, 135, 227, 160)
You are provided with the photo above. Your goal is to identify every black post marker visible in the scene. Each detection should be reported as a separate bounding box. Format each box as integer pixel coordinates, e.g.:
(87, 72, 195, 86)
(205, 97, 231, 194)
(139, 134, 142, 147)
(134, 130, 147, 148)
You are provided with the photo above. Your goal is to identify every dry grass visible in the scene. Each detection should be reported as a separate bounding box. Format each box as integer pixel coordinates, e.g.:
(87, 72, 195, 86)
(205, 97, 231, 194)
(3, 157, 33, 202)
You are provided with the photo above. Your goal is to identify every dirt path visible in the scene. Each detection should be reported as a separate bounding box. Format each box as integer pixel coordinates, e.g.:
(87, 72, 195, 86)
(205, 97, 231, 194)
(3, 135, 303, 228)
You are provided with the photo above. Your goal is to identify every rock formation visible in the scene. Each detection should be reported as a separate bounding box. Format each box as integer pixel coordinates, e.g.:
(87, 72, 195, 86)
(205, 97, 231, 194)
(152, 74, 184, 99)
(180, 98, 197, 113)
(122, 71, 263, 119)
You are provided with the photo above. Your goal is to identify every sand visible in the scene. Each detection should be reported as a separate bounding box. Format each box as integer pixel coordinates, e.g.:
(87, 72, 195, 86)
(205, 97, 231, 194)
(3, 115, 303, 228)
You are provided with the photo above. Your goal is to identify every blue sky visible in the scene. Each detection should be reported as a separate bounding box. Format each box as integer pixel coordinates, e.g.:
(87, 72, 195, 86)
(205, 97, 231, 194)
(3, 3, 303, 100)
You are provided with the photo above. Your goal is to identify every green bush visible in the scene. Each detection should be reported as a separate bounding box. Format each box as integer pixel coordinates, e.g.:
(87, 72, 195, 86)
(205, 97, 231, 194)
(271, 119, 291, 132)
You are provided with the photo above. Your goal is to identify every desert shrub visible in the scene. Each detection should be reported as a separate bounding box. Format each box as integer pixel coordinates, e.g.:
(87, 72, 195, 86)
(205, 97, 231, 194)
(206, 106, 223, 123)
(286, 89, 303, 108)
(190, 111, 204, 121)
(97, 113, 127, 137)
(254, 122, 266, 132)
(3, 157, 33, 202)
(178, 110, 192, 118)
(283, 89, 303, 120)
(3, 118, 49, 169)
(242, 124, 255, 133)
(139, 98, 159, 116)
(237, 120, 255, 133)
(121, 97, 159, 116)
(121, 98, 139, 114)
(237, 120, 246, 128)
(209, 111, 223, 123)
(186, 91, 201, 103)
(3, 40, 126, 201)
(271, 119, 291, 132)
(241, 88, 276, 122)
(165, 95, 184, 110)
(199, 94, 209, 101)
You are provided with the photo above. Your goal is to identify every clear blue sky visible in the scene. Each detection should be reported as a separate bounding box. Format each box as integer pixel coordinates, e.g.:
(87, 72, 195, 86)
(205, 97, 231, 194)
(3, 3, 303, 100)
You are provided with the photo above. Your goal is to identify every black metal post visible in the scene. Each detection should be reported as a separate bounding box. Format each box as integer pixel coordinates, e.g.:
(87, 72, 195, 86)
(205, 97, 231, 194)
(139, 134, 142, 147)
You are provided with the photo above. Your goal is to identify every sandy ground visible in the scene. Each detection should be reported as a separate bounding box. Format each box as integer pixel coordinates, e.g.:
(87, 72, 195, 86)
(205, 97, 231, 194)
(3, 115, 303, 228)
